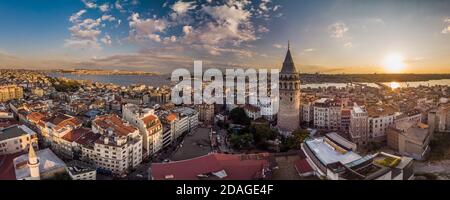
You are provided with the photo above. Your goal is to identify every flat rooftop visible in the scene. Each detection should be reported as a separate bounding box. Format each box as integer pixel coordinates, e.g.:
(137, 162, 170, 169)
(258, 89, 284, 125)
(13, 148, 66, 180)
(0, 125, 36, 141)
(305, 138, 361, 165)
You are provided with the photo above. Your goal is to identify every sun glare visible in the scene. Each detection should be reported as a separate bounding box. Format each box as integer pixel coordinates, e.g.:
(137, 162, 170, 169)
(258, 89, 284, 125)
(383, 53, 406, 73)
(390, 82, 401, 90)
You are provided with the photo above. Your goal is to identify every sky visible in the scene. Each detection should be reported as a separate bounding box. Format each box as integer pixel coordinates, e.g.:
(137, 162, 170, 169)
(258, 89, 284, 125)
(0, 0, 450, 74)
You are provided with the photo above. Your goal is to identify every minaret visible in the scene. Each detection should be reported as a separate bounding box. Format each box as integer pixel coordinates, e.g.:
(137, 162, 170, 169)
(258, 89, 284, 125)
(277, 41, 301, 133)
(27, 144, 40, 180)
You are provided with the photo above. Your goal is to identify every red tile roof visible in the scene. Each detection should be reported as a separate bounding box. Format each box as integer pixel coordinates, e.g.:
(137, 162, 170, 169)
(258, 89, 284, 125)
(62, 128, 92, 142)
(0, 119, 19, 129)
(93, 115, 137, 136)
(151, 153, 270, 180)
(0, 152, 24, 180)
(165, 113, 177, 122)
(294, 159, 314, 175)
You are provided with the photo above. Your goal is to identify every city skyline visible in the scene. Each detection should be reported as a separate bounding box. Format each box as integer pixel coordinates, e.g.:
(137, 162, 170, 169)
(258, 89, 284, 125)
(1, 0, 450, 74)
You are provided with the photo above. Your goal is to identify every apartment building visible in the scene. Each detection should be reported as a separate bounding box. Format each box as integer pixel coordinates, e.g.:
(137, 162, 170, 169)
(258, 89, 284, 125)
(387, 122, 431, 160)
(349, 104, 368, 147)
(90, 115, 143, 175)
(0, 125, 38, 155)
(0, 85, 23, 102)
(313, 98, 342, 130)
(122, 104, 163, 157)
(366, 105, 397, 142)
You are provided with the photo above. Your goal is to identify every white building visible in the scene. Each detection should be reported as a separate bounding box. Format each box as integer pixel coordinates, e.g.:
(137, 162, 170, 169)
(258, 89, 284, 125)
(13, 148, 66, 180)
(122, 104, 163, 157)
(366, 105, 397, 142)
(66, 161, 96, 180)
(90, 115, 143, 175)
(0, 125, 38, 155)
(313, 98, 342, 130)
(172, 107, 199, 138)
(349, 104, 368, 147)
(244, 104, 262, 120)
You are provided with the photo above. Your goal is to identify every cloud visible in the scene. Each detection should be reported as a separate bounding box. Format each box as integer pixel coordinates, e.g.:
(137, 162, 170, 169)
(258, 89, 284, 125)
(171, 1, 196, 15)
(99, 3, 110, 12)
(257, 25, 269, 33)
(328, 22, 349, 38)
(69, 9, 86, 23)
(273, 44, 286, 49)
(101, 35, 112, 45)
(101, 15, 116, 22)
(344, 42, 353, 48)
(442, 17, 450, 34)
(303, 48, 317, 52)
(82, 0, 97, 9)
(65, 16, 103, 50)
(128, 13, 168, 42)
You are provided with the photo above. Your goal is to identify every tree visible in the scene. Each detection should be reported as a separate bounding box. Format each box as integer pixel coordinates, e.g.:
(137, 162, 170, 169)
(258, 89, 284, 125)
(229, 107, 251, 125)
(229, 133, 254, 150)
(283, 129, 310, 150)
(251, 124, 277, 145)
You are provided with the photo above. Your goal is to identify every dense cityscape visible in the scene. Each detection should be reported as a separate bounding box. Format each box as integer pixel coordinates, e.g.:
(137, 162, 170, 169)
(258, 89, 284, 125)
(1, 45, 449, 181)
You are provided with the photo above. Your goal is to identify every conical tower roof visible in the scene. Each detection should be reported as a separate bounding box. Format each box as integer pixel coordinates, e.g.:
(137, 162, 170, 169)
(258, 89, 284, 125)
(281, 41, 297, 74)
(28, 144, 38, 165)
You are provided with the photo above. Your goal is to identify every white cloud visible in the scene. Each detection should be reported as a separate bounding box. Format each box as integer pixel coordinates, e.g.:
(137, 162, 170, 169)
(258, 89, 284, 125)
(344, 42, 353, 48)
(99, 4, 110, 12)
(257, 25, 269, 33)
(69, 9, 86, 22)
(304, 48, 317, 52)
(101, 35, 112, 45)
(171, 1, 196, 15)
(129, 13, 168, 42)
(115, 1, 123, 10)
(442, 17, 450, 34)
(273, 44, 285, 49)
(183, 25, 193, 35)
(329, 22, 349, 38)
(82, 0, 97, 9)
(102, 15, 116, 22)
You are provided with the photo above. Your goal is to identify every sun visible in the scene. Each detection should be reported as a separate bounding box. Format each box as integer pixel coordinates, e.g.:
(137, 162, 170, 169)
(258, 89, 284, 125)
(383, 53, 406, 73)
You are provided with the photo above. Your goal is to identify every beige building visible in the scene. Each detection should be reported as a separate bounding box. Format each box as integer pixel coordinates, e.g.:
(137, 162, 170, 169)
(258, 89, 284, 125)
(428, 104, 450, 133)
(196, 104, 215, 126)
(387, 122, 431, 160)
(366, 104, 397, 142)
(90, 115, 143, 175)
(349, 104, 368, 147)
(122, 104, 163, 157)
(0, 85, 23, 102)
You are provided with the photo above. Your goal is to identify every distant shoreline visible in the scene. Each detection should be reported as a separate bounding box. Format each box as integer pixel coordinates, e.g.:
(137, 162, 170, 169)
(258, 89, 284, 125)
(2, 69, 450, 84)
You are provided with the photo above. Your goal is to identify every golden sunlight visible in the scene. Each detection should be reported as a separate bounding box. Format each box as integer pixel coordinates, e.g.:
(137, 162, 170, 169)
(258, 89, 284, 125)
(390, 82, 401, 90)
(383, 53, 406, 73)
